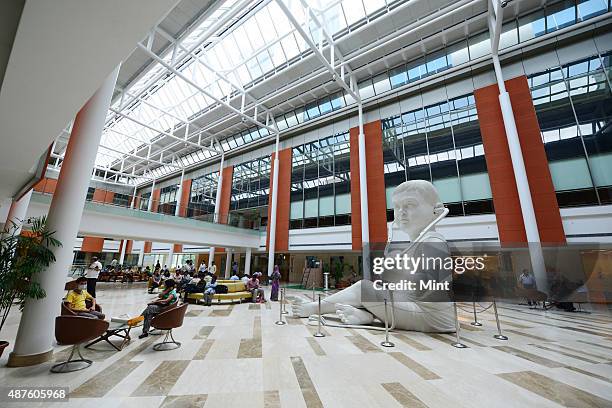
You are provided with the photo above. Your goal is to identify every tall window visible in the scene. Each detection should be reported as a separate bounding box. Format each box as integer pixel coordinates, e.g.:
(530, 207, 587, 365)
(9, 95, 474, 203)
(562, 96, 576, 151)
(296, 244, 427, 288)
(112, 193, 130, 207)
(382, 92, 493, 219)
(529, 51, 612, 206)
(230, 156, 271, 224)
(189, 171, 219, 219)
(158, 185, 179, 215)
(290, 131, 351, 229)
(139, 192, 151, 211)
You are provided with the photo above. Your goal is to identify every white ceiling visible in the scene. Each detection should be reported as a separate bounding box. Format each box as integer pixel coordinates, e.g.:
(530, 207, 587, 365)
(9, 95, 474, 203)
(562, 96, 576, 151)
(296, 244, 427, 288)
(0, 0, 180, 200)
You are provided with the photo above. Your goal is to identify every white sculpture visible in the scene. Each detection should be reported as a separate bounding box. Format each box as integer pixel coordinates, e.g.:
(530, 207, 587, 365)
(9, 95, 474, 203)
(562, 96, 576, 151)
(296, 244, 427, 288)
(293, 180, 455, 332)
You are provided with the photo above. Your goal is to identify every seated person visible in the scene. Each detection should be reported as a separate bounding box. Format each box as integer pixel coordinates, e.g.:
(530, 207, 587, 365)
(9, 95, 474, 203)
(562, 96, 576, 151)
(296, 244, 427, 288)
(230, 273, 240, 281)
(139, 279, 179, 338)
(65, 277, 105, 319)
(145, 265, 152, 276)
(203, 272, 213, 285)
(176, 271, 192, 292)
(247, 275, 265, 303)
(148, 271, 162, 294)
(182, 274, 205, 302)
(203, 275, 218, 306)
(241, 273, 250, 284)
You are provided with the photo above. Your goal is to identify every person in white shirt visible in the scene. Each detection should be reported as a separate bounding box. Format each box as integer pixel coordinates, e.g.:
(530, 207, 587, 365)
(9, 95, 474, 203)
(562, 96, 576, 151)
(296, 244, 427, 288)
(199, 262, 207, 273)
(230, 273, 239, 281)
(241, 273, 250, 284)
(86, 257, 103, 298)
(209, 261, 217, 276)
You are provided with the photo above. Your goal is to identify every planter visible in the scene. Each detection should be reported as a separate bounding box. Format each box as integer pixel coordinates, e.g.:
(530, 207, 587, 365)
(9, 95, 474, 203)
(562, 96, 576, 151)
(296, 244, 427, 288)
(335, 280, 350, 289)
(0, 341, 8, 359)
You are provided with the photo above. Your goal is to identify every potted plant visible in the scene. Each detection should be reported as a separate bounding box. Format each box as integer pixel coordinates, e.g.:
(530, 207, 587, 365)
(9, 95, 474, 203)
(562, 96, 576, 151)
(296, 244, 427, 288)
(0, 216, 61, 358)
(332, 260, 345, 288)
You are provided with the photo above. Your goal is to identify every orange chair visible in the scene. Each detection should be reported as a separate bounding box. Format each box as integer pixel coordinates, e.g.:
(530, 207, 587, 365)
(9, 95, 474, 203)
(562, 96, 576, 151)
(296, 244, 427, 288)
(151, 303, 188, 351)
(51, 316, 109, 373)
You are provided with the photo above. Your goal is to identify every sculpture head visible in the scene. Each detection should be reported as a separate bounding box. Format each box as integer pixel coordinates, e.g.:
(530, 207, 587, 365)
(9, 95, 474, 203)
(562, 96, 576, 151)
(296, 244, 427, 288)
(392, 180, 445, 240)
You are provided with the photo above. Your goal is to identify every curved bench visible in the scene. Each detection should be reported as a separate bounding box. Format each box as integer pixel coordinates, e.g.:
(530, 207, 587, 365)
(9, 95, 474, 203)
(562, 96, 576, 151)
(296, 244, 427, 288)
(187, 280, 252, 304)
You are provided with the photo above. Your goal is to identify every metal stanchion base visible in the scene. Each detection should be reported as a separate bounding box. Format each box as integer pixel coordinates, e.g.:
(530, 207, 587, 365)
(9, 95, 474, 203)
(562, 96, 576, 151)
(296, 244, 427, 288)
(493, 334, 508, 340)
(281, 310, 289, 315)
(470, 321, 483, 327)
(275, 321, 287, 325)
(313, 332, 325, 338)
(380, 341, 395, 348)
(451, 342, 468, 349)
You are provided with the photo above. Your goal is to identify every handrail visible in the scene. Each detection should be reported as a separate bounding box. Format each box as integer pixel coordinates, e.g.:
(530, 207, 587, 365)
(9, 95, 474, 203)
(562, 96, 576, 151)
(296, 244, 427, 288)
(32, 182, 262, 231)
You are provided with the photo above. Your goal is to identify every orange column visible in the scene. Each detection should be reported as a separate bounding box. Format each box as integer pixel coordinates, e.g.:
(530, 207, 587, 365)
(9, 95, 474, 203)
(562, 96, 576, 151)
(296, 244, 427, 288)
(215, 167, 233, 253)
(81, 189, 115, 253)
(505, 76, 565, 244)
(474, 75, 565, 244)
(266, 148, 292, 251)
(173, 179, 192, 253)
(33, 178, 57, 194)
(144, 188, 161, 254)
(350, 120, 388, 250)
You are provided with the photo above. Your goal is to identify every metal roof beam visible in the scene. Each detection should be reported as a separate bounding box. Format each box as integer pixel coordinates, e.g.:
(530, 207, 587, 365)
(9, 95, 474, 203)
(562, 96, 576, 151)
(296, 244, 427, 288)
(137, 42, 277, 134)
(275, 0, 359, 102)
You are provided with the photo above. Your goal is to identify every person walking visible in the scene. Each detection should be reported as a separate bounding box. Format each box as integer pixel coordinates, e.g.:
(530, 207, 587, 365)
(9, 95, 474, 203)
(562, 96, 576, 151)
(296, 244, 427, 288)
(86, 256, 102, 298)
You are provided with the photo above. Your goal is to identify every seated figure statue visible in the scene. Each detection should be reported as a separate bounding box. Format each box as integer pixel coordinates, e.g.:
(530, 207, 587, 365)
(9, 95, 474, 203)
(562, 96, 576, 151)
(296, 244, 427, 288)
(293, 180, 455, 333)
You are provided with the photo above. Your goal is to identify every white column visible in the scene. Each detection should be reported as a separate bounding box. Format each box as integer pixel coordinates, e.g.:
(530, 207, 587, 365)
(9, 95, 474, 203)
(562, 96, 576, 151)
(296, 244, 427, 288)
(147, 178, 156, 212)
(357, 103, 371, 280)
(167, 245, 174, 268)
(4, 189, 33, 236)
(8, 64, 120, 367)
(492, 55, 548, 293)
(174, 168, 185, 217)
(225, 249, 232, 278)
(267, 133, 280, 276)
(209, 154, 224, 268)
(244, 247, 252, 276)
(130, 185, 137, 209)
(118, 240, 127, 265)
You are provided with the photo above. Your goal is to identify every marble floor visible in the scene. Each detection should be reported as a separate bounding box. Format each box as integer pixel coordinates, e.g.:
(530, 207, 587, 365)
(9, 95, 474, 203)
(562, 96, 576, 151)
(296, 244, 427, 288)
(0, 282, 611, 407)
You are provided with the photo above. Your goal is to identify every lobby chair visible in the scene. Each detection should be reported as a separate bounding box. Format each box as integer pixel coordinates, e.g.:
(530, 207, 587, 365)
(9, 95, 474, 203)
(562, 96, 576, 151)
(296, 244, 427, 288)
(51, 316, 109, 373)
(151, 303, 188, 351)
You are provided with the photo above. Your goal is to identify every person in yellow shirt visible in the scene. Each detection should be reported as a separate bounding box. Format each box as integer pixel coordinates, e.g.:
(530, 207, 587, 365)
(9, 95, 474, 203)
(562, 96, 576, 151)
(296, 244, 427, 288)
(65, 277, 105, 319)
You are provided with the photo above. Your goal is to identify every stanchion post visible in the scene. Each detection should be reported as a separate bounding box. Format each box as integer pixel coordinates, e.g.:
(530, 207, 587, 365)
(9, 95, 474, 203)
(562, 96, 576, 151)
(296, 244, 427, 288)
(380, 298, 395, 348)
(451, 302, 468, 349)
(492, 299, 508, 340)
(312, 282, 316, 301)
(471, 300, 482, 327)
(281, 288, 288, 314)
(275, 287, 286, 325)
(313, 294, 325, 337)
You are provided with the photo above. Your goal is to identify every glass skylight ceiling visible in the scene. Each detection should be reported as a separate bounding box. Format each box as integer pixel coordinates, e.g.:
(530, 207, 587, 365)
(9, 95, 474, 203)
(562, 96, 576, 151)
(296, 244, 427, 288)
(98, 0, 400, 184)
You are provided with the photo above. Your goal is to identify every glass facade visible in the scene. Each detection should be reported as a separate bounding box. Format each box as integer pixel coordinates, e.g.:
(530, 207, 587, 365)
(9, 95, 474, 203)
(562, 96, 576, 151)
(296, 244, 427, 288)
(359, 0, 611, 99)
(381, 93, 493, 219)
(230, 156, 271, 214)
(139, 192, 151, 211)
(529, 51, 612, 206)
(189, 171, 219, 218)
(290, 132, 352, 229)
(112, 193, 130, 207)
(209, 0, 612, 169)
(157, 184, 179, 215)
